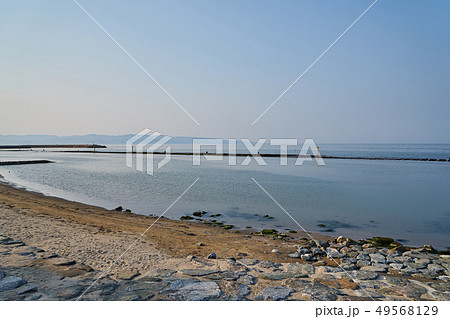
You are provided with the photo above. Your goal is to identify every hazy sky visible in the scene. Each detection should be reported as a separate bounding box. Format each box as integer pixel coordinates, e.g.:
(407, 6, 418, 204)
(1, 0, 449, 143)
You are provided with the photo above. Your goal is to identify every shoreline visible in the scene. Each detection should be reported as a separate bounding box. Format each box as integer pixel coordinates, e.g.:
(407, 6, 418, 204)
(1, 181, 450, 300)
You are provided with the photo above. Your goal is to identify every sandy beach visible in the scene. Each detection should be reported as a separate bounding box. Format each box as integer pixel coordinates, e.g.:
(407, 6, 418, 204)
(0, 181, 449, 301)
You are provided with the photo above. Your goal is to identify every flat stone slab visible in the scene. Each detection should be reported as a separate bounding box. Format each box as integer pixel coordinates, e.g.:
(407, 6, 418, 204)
(179, 269, 220, 277)
(0, 276, 26, 292)
(286, 263, 315, 275)
(258, 272, 304, 280)
(165, 280, 222, 301)
(239, 258, 259, 266)
(360, 265, 388, 273)
(53, 286, 85, 300)
(16, 283, 38, 295)
(116, 270, 140, 280)
(255, 287, 294, 301)
(348, 270, 379, 280)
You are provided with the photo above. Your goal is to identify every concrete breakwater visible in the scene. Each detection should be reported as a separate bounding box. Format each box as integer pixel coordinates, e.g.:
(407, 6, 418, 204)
(0, 160, 55, 166)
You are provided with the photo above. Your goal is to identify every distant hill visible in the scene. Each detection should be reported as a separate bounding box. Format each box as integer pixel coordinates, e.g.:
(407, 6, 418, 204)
(0, 134, 209, 145)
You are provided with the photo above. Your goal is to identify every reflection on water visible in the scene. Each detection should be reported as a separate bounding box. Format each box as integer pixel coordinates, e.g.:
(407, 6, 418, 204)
(0, 144, 449, 249)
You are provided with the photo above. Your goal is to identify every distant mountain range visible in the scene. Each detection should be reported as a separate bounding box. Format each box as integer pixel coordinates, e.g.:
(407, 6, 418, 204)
(0, 134, 207, 145)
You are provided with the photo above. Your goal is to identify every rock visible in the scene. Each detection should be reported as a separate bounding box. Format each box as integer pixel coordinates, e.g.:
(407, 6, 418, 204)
(311, 247, 324, 256)
(271, 249, 280, 254)
(0, 276, 26, 292)
(362, 243, 374, 248)
(0, 238, 24, 246)
(207, 253, 217, 259)
(401, 266, 420, 275)
(114, 206, 123, 212)
(371, 237, 394, 247)
(239, 258, 259, 266)
(145, 268, 176, 278)
(287, 279, 339, 301)
(349, 270, 379, 280)
(339, 263, 357, 270)
(357, 253, 370, 261)
(288, 252, 301, 258)
(386, 255, 399, 263)
(258, 272, 301, 280)
(317, 240, 330, 248)
(336, 236, 345, 243)
(16, 283, 38, 294)
(360, 265, 388, 273)
(0, 269, 4, 280)
(389, 263, 404, 271)
(196, 242, 205, 246)
(400, 285, 428, 300)
(259, 260, 281, 269)
(326, 248, 344, 259)
(52, 258, 76, 266)
(237, 284, 251, 297)
(404, 262, 427, 270)
(255, 287, 294, 301)
(53, 286, 85, 300)
(286, 263, 315, 276)
(427, 263, 445, 274)
(237, 275, 256, 285)
(370, 253, 386, 264)
(301, 254, 312, 261)
(356, 260, 371, 267)
(116, 270, 140, 280)
(313, 260, 326, 267)
(179, 269, 219, 277)
(165, 280, 222, 301)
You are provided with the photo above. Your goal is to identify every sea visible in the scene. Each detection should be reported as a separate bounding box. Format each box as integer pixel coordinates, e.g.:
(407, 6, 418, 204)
(0, 143, 449, 249)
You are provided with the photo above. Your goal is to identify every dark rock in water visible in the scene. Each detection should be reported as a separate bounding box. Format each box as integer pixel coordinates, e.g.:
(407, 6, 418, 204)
(255, 287, 294, 301)
(207, 252, 217, 259)
(193, 211, 202, 217)
(180, 215, 194, 220)
(371, 237, 394, 247)
(261, 229, 278, 235)
(0, 276, 26, 292)
(16, 283, 38, 294)
(0, 269, 4, 280)
(114, 206, 123, 212)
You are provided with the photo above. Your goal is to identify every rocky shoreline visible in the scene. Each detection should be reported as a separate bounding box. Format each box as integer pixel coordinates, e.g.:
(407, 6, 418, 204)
(0, 182, 449, 301)
(1, 232, 449, 301)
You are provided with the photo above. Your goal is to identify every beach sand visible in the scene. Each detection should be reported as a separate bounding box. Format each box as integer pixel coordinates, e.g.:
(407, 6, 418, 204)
(1, 182, 449, 301)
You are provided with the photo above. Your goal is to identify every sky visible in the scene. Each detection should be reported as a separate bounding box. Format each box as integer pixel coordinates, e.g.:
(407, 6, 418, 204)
(0, 0, 449, 143)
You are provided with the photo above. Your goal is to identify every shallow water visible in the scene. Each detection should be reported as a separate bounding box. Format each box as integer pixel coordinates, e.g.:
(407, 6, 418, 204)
(0, 144, 449, 249)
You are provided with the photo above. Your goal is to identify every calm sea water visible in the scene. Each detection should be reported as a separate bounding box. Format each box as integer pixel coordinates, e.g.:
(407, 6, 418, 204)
(1, 144, 449, 249)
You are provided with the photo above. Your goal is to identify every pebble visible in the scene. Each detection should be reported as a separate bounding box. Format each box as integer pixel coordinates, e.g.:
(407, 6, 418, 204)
(207, 253, 217, 259)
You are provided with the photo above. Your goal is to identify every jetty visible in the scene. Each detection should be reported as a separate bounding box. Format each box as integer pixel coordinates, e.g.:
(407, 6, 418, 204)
(0, 144, 106, 150)
(0, 160, 55, 166)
